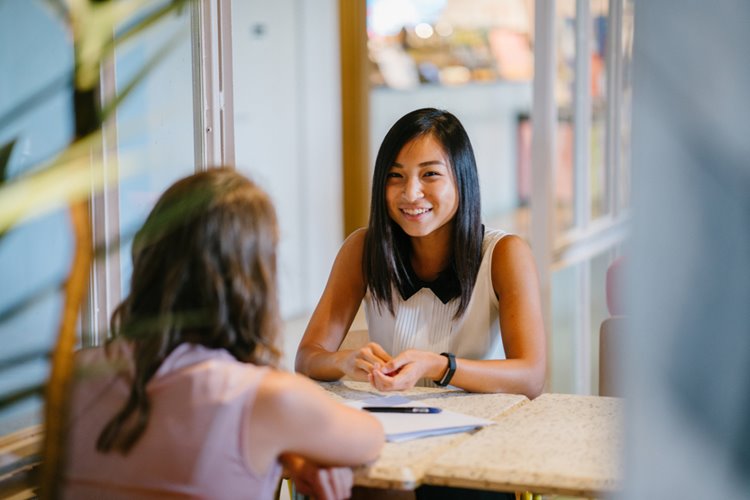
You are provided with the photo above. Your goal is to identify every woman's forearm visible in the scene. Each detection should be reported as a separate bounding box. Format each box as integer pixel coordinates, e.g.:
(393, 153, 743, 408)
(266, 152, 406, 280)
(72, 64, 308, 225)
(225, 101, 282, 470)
(448, 358, 545, 397)
(295, 344, 350, 381)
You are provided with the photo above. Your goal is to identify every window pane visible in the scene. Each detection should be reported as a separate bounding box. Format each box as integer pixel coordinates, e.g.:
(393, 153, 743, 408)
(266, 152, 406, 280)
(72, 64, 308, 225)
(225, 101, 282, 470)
(113, 10, 196, 297)
(551, 249, 618, 395)
(555, 0, 576, 232)
(618, 0, 634, 213)
(0, 0, 75, 433)
(590, 0, 608, 219)
(550, 264, 578, 393)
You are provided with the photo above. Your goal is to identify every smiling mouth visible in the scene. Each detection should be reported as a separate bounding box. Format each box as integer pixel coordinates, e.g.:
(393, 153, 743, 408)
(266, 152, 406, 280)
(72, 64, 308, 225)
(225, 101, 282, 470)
(401, 207, 432, 216)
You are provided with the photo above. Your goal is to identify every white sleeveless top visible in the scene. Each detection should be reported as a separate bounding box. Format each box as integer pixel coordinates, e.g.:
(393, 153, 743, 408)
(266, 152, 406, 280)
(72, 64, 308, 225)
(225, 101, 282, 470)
(364, 229, 508, 367)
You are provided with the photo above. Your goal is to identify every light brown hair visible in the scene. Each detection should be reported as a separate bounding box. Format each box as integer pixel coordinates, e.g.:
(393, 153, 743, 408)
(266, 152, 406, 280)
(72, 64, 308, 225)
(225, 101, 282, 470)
(97, 167, 280, 453)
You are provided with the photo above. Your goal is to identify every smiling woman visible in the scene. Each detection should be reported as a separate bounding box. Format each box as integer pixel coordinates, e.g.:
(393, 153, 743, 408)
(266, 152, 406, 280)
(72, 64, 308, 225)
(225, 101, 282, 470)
(295, 108, 546, 398)
(385, 134, 458, 244)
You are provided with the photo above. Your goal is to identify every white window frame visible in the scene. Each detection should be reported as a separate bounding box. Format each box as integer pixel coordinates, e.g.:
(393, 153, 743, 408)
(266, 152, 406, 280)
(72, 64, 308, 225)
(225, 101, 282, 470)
(191, 0, 235, 170)
(82, 0, 236, 346)
(532, 0, 631, 394)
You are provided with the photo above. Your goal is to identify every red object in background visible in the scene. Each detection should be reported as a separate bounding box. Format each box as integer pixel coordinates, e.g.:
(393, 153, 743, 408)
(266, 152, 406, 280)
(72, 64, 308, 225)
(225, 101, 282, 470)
(516, 115, 574, 207)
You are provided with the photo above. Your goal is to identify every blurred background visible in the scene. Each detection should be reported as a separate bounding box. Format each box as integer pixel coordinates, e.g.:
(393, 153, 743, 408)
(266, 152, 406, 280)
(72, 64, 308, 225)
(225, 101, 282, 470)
(0, 0, 632, 438)
(6, 1, 750, 497)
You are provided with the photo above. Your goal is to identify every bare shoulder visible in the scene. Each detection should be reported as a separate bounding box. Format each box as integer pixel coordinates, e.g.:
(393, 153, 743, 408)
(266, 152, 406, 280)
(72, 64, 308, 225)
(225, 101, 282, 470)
(335, 228, 367, 280)
(491, 234, 538, 292)
(255, 370, 325, 416)
(492, 234, 532, 265)
(346, 227, 368, 243)
(339, 227, 367, 258)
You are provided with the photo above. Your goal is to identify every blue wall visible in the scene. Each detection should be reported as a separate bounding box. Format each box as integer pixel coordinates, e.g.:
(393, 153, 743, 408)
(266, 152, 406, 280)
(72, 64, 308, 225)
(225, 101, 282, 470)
(0, 0, 75, 433)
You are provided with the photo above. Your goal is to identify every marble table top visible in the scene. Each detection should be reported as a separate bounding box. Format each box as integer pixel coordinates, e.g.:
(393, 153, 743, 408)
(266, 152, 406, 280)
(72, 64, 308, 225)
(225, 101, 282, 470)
(424, 392, 623, 496)
(320, 381, 529, 490)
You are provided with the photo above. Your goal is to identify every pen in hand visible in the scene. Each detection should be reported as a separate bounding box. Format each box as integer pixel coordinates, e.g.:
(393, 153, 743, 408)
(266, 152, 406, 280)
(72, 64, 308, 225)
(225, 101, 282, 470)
(363, 406, 442, 414)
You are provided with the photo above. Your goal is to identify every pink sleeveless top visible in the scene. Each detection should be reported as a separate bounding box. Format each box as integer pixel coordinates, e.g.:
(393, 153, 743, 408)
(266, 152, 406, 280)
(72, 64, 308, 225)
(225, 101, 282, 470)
(63, 341, 282, 499)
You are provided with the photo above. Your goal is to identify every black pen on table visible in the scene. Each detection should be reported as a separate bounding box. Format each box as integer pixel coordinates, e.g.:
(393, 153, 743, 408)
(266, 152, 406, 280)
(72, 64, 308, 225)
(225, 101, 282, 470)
(363, 406, 442, 414)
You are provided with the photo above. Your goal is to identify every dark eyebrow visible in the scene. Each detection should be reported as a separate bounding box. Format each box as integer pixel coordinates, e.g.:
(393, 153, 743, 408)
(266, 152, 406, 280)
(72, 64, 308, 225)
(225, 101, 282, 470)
(390, 160, 447, 168)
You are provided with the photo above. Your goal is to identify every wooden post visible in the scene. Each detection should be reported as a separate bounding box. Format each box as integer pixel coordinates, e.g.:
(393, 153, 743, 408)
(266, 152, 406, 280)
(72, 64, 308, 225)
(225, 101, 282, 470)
(339, 0, 370, 236)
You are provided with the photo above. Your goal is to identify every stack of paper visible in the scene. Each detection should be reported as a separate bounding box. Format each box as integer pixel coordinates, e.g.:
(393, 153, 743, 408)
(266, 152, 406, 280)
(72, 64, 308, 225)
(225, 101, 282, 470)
(348, 396, 495, 443)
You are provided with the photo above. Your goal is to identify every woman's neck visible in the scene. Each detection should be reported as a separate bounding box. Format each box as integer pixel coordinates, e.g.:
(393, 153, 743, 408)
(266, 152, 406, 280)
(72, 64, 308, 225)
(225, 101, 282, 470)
(409, 227, 453, 281)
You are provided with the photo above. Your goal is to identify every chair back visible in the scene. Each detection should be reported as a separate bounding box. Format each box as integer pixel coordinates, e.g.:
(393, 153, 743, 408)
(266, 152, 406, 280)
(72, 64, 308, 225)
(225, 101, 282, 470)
(600, 256, 627, 397)
(599, 317, 626, 397)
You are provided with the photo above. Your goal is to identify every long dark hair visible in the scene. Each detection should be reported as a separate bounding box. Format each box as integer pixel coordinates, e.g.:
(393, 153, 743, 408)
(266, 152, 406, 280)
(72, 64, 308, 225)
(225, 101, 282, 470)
(364, 108, 482, 317)
(97, 167, 280, 453)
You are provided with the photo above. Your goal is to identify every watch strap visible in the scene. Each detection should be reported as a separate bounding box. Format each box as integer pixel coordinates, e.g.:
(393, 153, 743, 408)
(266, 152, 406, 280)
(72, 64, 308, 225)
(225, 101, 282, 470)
(435, 352, 456, 387)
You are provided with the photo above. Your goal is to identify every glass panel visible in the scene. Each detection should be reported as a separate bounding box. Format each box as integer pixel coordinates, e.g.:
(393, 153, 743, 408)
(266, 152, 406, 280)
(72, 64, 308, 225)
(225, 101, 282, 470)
(0, 1, 74, 433)
(590, 0, 608, 219)
(113, 10, 196, 296)
(552, 249, 617, 395)
(618, 0, 634, 213)
(555, 0, 575, 232)
(367, 0, 535, 237)
(550, 263, 579, 394)
(1, 3, 197, 433)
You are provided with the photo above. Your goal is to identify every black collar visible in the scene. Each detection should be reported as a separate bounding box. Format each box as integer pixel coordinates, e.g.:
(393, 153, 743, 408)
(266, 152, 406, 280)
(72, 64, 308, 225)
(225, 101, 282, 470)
(396, 226, 484, 304)
(399, 259, 460, 304)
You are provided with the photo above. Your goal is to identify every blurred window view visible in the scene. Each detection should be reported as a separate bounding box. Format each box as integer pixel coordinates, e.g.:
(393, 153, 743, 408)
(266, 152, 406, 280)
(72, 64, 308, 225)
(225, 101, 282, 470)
(553, 0, 626, 230)
(112, 10, 197, 307)
(550, 0, 633, 394)
(367, 0, 534, 89)
(366, 0, 633, 395)
(0, 0, 74, 434)
(0, 2, 195, 435)
(0, 0, 635, 440)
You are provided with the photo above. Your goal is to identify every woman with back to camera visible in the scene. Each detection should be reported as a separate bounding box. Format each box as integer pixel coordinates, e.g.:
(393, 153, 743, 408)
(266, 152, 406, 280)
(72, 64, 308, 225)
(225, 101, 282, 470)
(63, 168, 383, 499)
(296, 108, 546, 396)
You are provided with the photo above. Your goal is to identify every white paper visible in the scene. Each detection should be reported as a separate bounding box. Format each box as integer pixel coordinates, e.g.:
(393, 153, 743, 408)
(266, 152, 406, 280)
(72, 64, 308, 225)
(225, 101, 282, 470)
(347, 397, 495, 443)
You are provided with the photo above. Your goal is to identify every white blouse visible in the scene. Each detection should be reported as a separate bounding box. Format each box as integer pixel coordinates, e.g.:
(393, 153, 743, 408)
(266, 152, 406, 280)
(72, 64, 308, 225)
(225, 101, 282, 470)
(364, 229, 508, 367)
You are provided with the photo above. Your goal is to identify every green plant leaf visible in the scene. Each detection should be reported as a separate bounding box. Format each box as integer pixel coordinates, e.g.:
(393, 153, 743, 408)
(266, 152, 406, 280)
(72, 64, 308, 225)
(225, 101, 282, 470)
(0, 138, 17, 241)
(100, 26, 187, 123)
(0, 280, 64, 327)
(70, 0, 192, 92)
(0, 138, 16, 185)
(106, 0, 191, 53)
(39, 0, 70, 21)
(0, 129, 113, 234)
(0, 384, 46, 410)
(0, 73, 72, 134)
(0, 348, 51, 373)
(69, 0, 151, 90)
